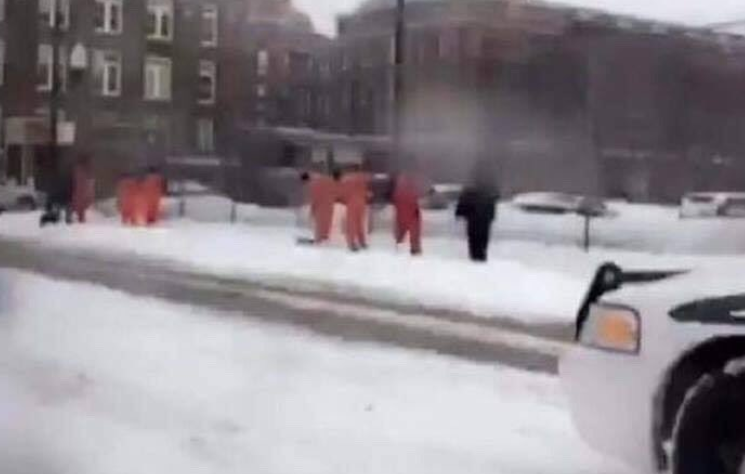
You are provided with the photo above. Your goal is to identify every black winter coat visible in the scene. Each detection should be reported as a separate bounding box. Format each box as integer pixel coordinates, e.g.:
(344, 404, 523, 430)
(455, 187, 499, 224)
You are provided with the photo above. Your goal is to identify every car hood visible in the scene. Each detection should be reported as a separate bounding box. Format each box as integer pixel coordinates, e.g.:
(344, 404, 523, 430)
(606, 267, 745, 312)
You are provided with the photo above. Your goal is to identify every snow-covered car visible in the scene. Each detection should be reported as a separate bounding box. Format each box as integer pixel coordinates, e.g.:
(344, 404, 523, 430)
(561, 263, 745, 474)
(511, 192, 608, 216)
(679, 192, 745, 219)
(0, 182, 44, 213)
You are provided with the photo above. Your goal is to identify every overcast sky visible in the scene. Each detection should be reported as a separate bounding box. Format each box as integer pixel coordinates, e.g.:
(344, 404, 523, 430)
(294, 0, 745, 36)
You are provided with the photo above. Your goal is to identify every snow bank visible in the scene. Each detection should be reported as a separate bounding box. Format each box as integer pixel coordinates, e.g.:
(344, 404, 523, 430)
(0, 271, 632, 474)
(0, 213, 586, 325)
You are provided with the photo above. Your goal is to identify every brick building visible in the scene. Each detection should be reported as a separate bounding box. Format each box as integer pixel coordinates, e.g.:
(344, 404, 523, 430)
(317, 0, 745, 202)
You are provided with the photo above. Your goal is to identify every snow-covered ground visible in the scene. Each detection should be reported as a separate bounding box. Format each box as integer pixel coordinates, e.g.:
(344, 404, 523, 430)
(0, 271, 632, 474)
(1, 197, 744, 326)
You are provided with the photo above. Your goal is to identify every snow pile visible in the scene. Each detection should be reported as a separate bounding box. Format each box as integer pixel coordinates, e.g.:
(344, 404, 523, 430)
(3, 199, 745, 325)
(0, 213, 586, 325)
(0, 271, 632, 474)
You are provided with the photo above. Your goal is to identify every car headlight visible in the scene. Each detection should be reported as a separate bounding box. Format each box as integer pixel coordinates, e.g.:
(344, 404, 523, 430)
(579, 303, 641, 354)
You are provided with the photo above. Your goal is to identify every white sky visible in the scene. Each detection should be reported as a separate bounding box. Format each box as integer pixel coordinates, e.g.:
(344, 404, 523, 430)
(294, 0, 745, 36)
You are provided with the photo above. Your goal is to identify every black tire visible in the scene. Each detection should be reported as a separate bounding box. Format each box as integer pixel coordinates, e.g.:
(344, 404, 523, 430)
(673, 370, 745, 474)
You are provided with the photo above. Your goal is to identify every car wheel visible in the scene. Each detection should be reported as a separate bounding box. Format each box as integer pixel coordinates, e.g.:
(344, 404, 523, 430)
(672, 370, 745, 474)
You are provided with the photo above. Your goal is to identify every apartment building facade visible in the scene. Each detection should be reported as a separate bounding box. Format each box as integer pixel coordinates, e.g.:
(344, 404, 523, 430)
(0, 0, 240, 194)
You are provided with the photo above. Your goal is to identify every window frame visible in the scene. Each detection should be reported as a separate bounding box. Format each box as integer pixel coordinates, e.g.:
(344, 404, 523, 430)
(94, 50, 122, 97)
(196, 118, 215, 153)
(198, 60, 217, 105)
(257, 49, 269, 76)
(37, 44, 66, 92)
(200, 4, 218, 47)
(144, 56, 172, 101)
(94, 0, 123, 35)
(39, 0, 70, 30)
(146, 0, 174, 42)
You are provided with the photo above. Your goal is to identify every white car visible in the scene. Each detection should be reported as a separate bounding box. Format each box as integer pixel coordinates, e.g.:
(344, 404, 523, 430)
(679, 192, 745, 218)
(0, 182, 44, 213)
(561, 264, 745, 474)
(511, 192, 609, 217)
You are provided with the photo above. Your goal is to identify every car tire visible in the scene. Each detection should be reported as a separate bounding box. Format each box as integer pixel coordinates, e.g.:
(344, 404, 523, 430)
(672, 370, 745, 474)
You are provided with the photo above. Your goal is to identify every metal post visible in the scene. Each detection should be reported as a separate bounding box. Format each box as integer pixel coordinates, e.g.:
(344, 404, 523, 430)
(392, 0, 406, 170)
(47, 4, 61, 213)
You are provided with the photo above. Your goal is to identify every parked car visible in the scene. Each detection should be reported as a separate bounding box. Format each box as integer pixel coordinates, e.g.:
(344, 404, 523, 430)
(421, 184, 462, 210)
(511, 192, 609, 217)
(0, 182, 44, 213)
(561, 263, 745, 474)
(679, 192, 745, 218)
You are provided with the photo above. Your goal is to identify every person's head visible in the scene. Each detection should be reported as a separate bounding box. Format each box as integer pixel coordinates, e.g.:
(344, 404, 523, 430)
(331, 168, 342, 181)
(300, 171, 310, 183)
(470, 157, 497, 189)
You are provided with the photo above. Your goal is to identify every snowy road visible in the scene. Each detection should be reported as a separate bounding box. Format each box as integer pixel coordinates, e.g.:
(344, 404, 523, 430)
(0, 238, 567, 373)
(0, 271, 633, 474)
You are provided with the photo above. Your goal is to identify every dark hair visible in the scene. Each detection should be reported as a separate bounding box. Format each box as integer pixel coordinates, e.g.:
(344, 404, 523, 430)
(300, 171, 310, 182)
(331, 168, 342, 181)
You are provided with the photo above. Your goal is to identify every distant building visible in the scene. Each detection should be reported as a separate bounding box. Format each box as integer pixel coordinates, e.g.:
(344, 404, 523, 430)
(315, 0, 745, 202)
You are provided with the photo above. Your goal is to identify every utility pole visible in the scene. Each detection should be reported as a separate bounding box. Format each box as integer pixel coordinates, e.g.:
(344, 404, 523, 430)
(47, 2, 62, 213)
(392, 0, 406, 170)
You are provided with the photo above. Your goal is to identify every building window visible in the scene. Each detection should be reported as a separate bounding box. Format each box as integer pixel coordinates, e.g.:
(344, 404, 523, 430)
(37, 44, 66, 92)
(200, 4, 218, 47)
(0, 0, 5, 22)
(95, 0, 123, 34)
(93, 50, 122, 97)
(257, 49, 269, 76)
(39, 0, 70, 29)
(196, 118, 214, 153)
(198, 60, 216, 105)
(144, 56, 171, 101)
(147, 0, 173, 41)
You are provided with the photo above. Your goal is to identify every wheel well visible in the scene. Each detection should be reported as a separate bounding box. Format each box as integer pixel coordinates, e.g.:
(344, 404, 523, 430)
(653, 336, 745, 470)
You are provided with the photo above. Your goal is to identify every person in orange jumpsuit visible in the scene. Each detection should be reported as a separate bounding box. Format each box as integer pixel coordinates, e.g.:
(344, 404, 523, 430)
(142, 168, 164, 225)
(117, 174, 137, 226)
(72, 159, 95, 223)
(340, 166, 371, 251)
(393, 171, 424, 255)
(302, 169, 340, 243)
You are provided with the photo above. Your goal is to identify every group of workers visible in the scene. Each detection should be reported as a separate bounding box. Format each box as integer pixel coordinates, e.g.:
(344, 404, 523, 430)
(302, 165, 424, 254)
(301, 165, 385, 252)
(116, 169, 165, 226)
(303, 161, 499, 262)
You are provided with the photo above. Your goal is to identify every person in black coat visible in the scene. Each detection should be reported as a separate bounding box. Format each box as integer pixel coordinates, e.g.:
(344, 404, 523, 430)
(455, 161, 499, 262)
(40, 168, 73, 226)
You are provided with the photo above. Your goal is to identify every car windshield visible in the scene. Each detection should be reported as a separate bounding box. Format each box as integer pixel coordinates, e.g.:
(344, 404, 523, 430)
(0, 1, 742, 473)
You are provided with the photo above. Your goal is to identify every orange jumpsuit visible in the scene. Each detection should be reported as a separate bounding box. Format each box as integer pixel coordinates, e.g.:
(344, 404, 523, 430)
(132, 180, 149, 227)
(308, 173, 337, 243)
(142, 173, 164, 225)
(117, 178, 137, 226)
(393, 174, 423, 255)
(72, 165, 94, 223)
(341, 172, 370, 250)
